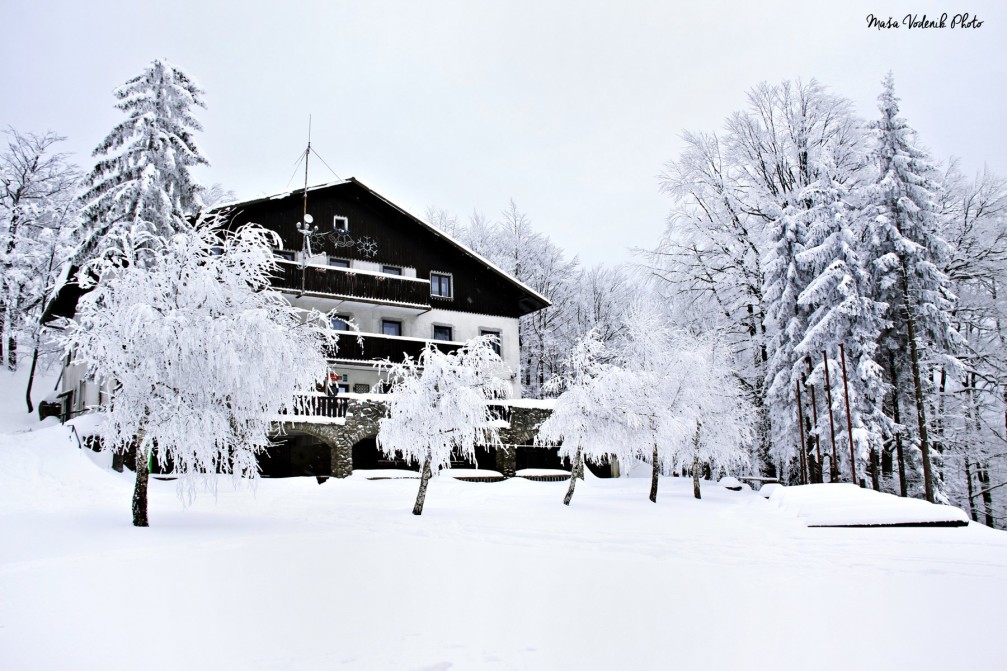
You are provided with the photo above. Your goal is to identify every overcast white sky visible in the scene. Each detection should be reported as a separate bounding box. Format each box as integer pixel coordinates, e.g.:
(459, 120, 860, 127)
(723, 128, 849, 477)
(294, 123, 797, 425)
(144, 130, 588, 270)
(3, 1, 1005, 266)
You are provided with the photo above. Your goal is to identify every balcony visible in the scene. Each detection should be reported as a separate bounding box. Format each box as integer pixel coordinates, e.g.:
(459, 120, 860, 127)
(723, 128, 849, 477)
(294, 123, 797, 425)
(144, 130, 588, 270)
(328, 332, 464, 364)
(270, 260, 432, 308)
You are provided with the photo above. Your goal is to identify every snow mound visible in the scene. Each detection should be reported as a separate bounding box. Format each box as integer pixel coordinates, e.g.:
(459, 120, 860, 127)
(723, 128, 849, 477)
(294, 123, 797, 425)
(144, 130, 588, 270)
(758, 483, 784, 499)
(769, 483, 970, 527)
(719, 476, 745, 491)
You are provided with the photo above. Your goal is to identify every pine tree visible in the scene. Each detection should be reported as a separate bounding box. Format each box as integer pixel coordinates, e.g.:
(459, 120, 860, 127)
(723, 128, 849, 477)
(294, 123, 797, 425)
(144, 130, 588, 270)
(78, 59, 208, 262)
(867, 73, 963, 502)
(796, 163, 891, 486)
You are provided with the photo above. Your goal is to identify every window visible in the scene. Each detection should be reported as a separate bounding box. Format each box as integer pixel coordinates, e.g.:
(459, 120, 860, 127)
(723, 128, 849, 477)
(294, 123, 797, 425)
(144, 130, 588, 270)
(333, 216, 349, 232)
(480, 330, 502, 355)
(382, 319, 402, 337)
(331, 315, 350, 331)
(430, 272, 452, 298)
(329, 257, 350, 268)
(382, 265, 402, 276)
(433, 325, 453, 341)
(273, 249, 295, 262)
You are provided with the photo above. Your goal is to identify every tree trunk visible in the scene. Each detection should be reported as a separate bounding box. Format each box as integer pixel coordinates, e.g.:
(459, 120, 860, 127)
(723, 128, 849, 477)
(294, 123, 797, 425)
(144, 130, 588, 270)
(132, 444, 150, 527)
(901, 266, 935, 503)
(25, 345, 40, 413)
(935, 367, 947, 482)
(977, 464, 995, 528)
(412, 456, 433, 516)
(563, 448, 582, 506)
(964, 455, 978, 523)
(2, 333, 15, 371)
(869, 448, 881, 491)
(649, 442, 659, 503)
(692, 454, 702, 500)
(889, 354, 908, 497)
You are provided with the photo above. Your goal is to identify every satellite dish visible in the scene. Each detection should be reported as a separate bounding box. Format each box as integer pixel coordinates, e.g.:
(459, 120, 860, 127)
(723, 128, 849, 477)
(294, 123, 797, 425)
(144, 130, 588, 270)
(303, 214, 314, 224)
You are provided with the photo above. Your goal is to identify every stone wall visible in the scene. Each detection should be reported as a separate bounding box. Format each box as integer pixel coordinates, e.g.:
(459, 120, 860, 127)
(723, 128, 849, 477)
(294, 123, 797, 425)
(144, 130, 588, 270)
(281, 400, 553, 478)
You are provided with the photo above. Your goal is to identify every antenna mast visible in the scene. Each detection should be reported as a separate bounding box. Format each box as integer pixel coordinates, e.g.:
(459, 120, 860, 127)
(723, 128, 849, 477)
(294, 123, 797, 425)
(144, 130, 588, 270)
(303, 115, 311, 219)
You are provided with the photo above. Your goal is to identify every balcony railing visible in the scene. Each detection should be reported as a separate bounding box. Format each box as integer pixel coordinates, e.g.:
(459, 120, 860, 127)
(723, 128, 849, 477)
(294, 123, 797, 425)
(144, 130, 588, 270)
(281, 394, 349, 419)
(271, 260, 432, 307)
(328, 332, 464, 363)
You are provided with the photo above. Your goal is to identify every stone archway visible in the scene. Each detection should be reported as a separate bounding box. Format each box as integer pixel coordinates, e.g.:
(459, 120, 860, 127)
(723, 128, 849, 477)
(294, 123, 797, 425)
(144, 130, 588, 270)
(283, 398, 387, 478)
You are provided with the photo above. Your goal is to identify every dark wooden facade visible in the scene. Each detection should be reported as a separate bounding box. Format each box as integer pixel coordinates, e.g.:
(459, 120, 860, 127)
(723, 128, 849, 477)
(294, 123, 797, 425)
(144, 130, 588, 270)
(271, 260, 432, 307)
(327, 333, 463, 363)
(218, 178, 549, 319)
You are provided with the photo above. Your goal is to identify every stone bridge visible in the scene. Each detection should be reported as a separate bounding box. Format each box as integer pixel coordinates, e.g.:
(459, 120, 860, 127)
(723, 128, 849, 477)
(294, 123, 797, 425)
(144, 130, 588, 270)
(282, 399, 553, 478)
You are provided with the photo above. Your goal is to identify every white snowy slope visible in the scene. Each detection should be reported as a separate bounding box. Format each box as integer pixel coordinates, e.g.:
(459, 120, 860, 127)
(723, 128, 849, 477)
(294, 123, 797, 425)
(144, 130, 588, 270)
(1, 373, 1006, 671)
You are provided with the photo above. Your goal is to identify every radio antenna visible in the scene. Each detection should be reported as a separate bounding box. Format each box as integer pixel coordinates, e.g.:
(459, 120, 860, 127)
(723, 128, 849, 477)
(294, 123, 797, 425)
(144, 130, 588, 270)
(302, 114, 311, 220)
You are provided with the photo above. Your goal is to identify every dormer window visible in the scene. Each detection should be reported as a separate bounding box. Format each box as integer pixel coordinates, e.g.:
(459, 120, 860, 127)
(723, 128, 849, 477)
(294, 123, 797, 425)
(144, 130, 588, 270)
(333, 216, 349, 232)
(430, 272, 452, 299)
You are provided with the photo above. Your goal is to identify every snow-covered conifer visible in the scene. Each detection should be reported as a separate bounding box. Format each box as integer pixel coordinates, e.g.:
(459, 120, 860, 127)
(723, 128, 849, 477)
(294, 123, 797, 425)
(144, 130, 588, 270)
(866, 72, 964, 502)
(377, 336, 509, 515)
(78, 59, 208, 262)
(63, 221, 331, 527)
(796, 165, 891, 486)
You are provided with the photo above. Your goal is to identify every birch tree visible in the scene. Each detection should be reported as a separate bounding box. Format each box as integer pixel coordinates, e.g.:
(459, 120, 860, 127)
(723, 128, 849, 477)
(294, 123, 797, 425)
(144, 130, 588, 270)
(377, 336, 508, 515)
(63, 222, 331, 526)
(536, 329, 618, 505)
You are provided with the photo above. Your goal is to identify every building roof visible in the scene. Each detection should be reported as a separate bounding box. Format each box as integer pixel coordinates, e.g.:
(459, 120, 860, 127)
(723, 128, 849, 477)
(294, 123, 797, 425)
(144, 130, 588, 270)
(46, 177, 552, 323)
(212, 177, 551, 312)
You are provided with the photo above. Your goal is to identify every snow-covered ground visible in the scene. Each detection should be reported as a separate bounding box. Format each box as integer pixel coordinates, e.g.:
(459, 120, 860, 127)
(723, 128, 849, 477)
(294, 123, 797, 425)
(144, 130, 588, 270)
(1, 370, 1006, 670)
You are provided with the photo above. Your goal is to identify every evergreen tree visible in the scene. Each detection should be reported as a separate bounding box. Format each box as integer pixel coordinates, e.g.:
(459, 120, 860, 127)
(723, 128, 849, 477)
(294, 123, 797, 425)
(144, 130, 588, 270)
(796, 163, 891, 486)
(867, 72, 963, 502)
(78, 59, 208, 262)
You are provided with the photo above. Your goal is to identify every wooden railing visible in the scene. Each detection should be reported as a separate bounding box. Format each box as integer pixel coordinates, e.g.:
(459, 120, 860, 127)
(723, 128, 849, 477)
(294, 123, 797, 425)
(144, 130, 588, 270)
(328, 333, 464, 363)
(270, 260, 432, 306)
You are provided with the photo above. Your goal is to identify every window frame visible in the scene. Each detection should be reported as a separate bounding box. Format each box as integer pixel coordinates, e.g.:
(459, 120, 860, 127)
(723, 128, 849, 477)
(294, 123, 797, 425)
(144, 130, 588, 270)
(381, 319, 403, 337)
(430, 271, 453, 299)
(382, 265, 403, 276)
(328, 256, 350, 268)
(333, 215, 349, 232)
(432, 324, 454, 342)
(330, 314, 351, 331)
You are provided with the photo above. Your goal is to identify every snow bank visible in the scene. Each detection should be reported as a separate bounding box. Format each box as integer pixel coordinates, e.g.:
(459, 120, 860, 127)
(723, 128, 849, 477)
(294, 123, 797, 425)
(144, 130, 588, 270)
(769, 483, 970, 527)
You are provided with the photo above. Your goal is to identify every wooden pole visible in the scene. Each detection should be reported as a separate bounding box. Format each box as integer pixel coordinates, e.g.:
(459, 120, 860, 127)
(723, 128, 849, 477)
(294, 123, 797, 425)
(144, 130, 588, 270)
(806, 359, 822, 483)
(839, 344, 858, 486)
(796, 377, 808, 485)
(822, 350, 839, 482)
